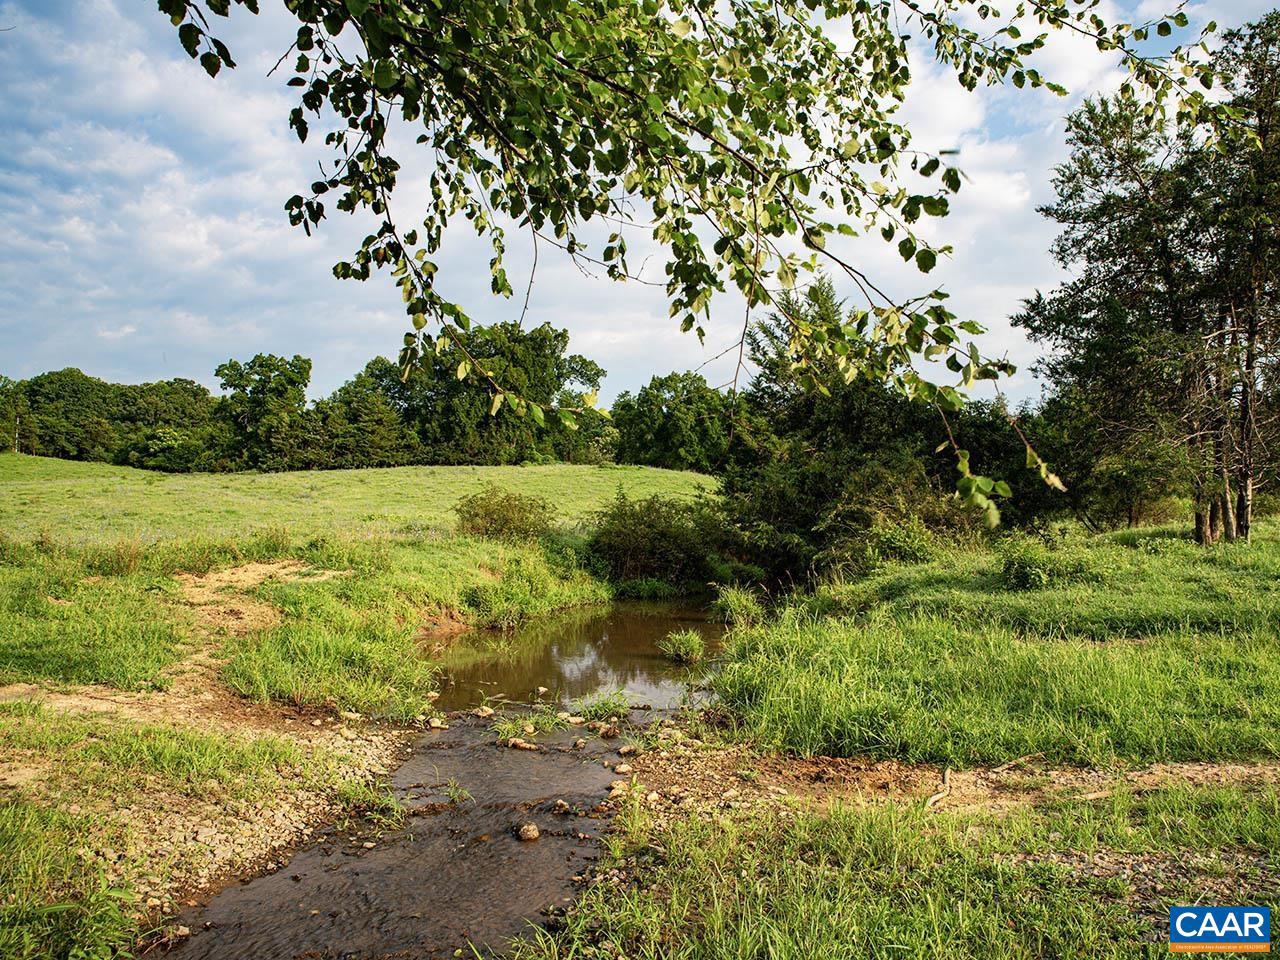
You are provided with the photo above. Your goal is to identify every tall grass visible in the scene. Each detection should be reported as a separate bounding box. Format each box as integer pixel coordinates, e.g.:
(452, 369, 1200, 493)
(713, 616, 1280, 766)
(517, 784, 1280, 960)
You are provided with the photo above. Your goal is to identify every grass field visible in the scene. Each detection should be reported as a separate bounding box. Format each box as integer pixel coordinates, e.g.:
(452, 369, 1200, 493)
(0, 454, 707, 959)
(0, 455, 709, 543)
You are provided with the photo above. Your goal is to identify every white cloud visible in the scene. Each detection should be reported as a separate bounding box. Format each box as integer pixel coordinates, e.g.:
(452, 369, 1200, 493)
(0, 0, 1268, 407)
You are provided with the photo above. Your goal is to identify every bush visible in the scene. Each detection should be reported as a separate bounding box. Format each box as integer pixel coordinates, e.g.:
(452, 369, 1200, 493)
(455, 484, 557, 542)
(587, 490, 732, 589)
(998, 536, 1113, 590)
(658, 628, 705, 664)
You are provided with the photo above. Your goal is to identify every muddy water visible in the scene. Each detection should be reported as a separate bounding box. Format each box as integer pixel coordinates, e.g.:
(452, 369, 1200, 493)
(434, 603, 724, 712)
(167, 604, 719, 960)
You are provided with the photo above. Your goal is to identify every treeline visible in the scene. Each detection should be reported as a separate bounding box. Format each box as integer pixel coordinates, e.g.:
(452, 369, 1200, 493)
(0, 323, 615, 472)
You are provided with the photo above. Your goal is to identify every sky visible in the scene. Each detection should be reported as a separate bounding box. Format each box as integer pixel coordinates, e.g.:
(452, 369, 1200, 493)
(0, 0, 1273, 404)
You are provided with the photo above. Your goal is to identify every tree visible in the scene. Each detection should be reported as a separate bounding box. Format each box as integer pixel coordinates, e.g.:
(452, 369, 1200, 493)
(215, 354, 314, 470)
(361, 323, 607, 464)
(1018, 14, 1280, 543)
(613, 372, 730, 473)
(161, 0, 1220, 493)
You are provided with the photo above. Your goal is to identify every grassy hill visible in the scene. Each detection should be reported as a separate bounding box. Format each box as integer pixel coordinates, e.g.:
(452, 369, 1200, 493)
(0, 454, 711, 543)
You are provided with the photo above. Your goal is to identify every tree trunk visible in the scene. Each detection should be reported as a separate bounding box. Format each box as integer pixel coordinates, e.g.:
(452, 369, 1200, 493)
(1209, 497, 1223, 544)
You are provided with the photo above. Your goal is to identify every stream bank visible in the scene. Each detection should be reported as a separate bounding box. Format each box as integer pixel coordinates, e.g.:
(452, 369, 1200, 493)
(161, 603, 721, 959)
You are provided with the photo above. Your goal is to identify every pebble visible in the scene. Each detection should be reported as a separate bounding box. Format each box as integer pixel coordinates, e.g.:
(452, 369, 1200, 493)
(618, 745, 637, 756)
(614, 764, 633, 775)
(517, 823, 540, 841)
(567, 716, 586, 726)
(535, 686, 549, 696)
(362, 841, 377, 849)
(522, 723, 536, 735)
(473, 705, 495, 718)
(428, 718, 448, 730)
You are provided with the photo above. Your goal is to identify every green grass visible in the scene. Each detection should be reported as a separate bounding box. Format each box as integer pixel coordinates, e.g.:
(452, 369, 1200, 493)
(712, 521, 1280, 766)
(713, 615, 1280, 766)
(822, 525, 1280, 639)
(0, 454, 710, 544)
(519, 785, 1280, 960)
(0, 702, 393, 960)
(573, 689, 632, 722)
(658, 629, 705, 664)
(0, 701, 306, 800)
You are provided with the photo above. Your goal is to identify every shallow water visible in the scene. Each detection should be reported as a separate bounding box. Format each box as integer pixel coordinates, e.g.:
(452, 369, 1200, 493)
(433, 602, 724, 712)
(165, 603, 719, 960)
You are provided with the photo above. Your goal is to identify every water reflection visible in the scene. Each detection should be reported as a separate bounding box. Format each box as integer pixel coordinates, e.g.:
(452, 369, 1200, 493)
(433, 603, 723, 711)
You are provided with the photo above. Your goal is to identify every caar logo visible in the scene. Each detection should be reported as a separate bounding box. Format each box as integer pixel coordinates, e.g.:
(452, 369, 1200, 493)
(1170, 906, 1271, 953)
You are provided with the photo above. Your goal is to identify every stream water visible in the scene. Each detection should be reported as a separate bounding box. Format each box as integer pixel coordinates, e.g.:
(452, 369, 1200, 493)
(165, 604, 721, 960)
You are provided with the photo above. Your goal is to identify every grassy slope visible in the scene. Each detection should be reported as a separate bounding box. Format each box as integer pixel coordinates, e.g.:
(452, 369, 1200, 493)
(0, 454, 709, 542)
(0, 454, 707, 712)
(525, 524, 1280, 959)
(714, 523, 1280, 766)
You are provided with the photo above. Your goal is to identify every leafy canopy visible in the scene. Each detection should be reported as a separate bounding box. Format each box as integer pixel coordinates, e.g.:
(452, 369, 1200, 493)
(158, 0, 1219, 511)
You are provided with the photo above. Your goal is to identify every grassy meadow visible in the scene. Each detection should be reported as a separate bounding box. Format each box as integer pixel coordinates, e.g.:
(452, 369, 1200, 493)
(0, 454, 708, 542)
(0, 453, 706, 959)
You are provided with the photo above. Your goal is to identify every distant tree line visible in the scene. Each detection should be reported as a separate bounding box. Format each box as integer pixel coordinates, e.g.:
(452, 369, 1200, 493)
(0, 323, 616, 472)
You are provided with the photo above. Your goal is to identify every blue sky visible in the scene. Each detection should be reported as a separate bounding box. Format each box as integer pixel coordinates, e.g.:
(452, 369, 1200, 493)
(0, 0, 1272, 402)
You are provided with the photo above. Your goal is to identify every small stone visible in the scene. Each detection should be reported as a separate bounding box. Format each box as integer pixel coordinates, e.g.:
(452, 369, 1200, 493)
(647, 792, 661, 805)
(426, 691, 440, 701)
(556, 711, 571, 721)
(568, 716, 586, 726)
(428, 717, 447, 730)
(339, 728, 357, 741)
(614, 763, 633, 775)
(535, 686, 549, 696)
(553, 799, 571, 814)
(473, 705, 495, 718)
(517, 823, 540, 841)
(173, 926, 191, 940)
(362, 841, 377, 849)
(339, 710, 362, 721)
(617, 745, 637, 756)
(310, 719, 323, 727)
(573, 738, 587, 749)
(522, 723, 536, 735)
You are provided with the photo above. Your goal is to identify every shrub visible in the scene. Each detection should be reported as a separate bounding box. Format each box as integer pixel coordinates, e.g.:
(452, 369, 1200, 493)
(998, 536, 1113, 590)
(587, 490, 732, 588)
(714, 584, 765, 626)
(658, 628, 705, 664)
(615, 578, 682, 601)
(455, 484, 557, 542)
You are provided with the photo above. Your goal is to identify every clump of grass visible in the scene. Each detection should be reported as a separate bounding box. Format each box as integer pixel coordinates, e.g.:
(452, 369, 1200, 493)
(657, 628, 705, 664)
(713, 584, 765, 626)
(573, 690, 631, 722)
(997, 535, 1117, 590)
(81, 539, 144, 577)
(0, 801, 137, 960)
(491, 704, 568, 740)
